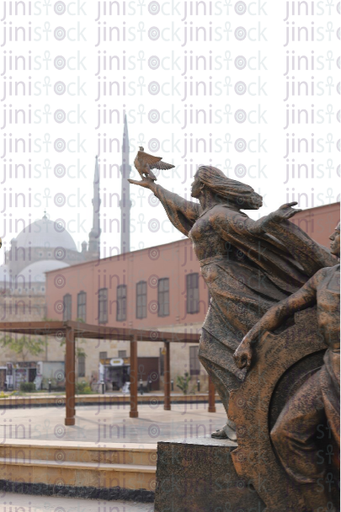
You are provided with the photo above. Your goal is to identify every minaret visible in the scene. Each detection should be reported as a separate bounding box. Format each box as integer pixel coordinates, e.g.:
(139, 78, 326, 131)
(120, 115, 131, 254)
(88, 156, 101, 258)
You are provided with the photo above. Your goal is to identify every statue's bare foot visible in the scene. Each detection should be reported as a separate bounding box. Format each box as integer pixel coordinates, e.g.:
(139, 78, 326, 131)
(211, 423, 237, 441)
(211, 427, 228, 439)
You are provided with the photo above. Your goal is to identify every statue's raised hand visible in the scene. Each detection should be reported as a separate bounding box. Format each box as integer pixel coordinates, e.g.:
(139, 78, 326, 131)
(269, 202, 302, 223)
(128, 175, 156, 191)
(254, 202, 302, 233)
(249, 202, 303, 235)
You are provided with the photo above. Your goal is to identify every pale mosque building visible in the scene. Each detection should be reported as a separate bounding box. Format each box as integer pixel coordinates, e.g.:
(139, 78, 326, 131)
(0, 156, 101, 309)
(0, 156, 101, 387)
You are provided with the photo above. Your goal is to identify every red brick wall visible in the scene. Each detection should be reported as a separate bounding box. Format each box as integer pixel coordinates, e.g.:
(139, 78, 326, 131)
(46, 203, 339, 328)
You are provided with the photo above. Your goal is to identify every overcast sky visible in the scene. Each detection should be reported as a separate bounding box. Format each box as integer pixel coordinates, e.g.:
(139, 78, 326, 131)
(0, 1, 339, 264)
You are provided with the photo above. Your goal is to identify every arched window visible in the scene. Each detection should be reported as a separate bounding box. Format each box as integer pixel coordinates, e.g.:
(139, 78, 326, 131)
(117, 285, 127, 321)
(63, 294, 72, 321)
(98, 288, 108, 324)
(158, 278, 169, 317)
(186, 273, 199, 314)
(77, 291, 87, 322)
(136, 281, 147, 319)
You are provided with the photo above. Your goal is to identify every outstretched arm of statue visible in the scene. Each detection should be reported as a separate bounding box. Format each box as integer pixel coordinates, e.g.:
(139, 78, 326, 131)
(217, 202, 302, 239)
(226, 202, 336, 275)
(233, 274, 319, 370)
(244, 202, 302, 236)
(256, 202, 302, 231)
(129, 175, 200, 237)
(257, 204, 337, 272)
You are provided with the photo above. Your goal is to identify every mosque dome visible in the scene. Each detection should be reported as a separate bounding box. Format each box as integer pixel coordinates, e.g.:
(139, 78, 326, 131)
(14, 215, 77, 252)
(20, 260, 70, 283)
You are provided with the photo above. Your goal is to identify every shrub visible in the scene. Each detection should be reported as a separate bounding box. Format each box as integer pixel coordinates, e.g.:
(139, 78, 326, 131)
(0, 391, 15, 398)
(76, 380, 93, 394)
(176, 372, 191, 395)
(20, 382, 36, 392)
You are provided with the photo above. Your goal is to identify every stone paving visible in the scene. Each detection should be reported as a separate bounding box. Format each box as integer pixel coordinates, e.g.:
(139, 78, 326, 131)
(0, 402, 226, 444)
(0, 402, 227, 510)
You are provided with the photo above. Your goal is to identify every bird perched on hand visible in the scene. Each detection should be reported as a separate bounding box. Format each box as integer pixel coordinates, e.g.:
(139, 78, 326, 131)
(134, 146, 175, 181)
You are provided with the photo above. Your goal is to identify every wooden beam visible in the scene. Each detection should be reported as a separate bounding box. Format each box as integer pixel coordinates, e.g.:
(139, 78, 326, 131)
(65, 326, 76, 426)
(129, 336, 138, 418)
(208, 376, 216, 413)
(0, 321, 200, 344)
(164, 341, 171, 411)
(66, 321, 200, 343)
(0, 321, 64, 336)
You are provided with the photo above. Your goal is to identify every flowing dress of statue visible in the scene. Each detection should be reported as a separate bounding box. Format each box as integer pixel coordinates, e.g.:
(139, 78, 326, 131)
(129, 166, 336, 439)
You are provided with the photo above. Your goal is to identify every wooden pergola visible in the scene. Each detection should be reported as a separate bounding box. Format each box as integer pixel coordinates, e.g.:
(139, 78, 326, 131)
(0, 321, 216, 425)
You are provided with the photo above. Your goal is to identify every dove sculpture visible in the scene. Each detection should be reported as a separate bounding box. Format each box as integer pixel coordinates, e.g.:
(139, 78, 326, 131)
(134, 147, 174, 181)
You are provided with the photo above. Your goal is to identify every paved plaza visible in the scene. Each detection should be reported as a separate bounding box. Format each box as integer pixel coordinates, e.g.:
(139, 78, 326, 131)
(0, 402, 226, 511)
(0, 401, 225, 444)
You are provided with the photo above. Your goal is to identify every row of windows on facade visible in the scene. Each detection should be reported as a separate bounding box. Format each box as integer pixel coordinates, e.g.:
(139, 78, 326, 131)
(78, 346, 201, 378)
(6, 287, 45, 294)
(62, 274, 201, 323)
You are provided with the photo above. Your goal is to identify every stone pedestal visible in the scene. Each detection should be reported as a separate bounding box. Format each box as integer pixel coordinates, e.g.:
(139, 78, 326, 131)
(154, 438, 265, 512)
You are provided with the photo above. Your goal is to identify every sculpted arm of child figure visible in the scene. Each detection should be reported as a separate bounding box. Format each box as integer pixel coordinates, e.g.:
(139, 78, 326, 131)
(233, 274, 319, 370)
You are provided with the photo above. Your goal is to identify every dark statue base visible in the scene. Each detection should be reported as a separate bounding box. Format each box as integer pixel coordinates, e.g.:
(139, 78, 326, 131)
(154, 438, 265, 512)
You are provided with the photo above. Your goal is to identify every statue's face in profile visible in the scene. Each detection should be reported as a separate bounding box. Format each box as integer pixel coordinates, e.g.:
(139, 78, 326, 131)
(329, 225, 340, 256)
(191, 173, 202, 198)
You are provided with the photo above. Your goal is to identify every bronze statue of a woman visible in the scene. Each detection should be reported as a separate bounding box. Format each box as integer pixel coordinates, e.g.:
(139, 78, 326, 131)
(129, 166, 335, 439)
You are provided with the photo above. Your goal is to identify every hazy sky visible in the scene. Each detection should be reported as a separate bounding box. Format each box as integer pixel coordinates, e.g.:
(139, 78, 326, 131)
(0, 1, 339, 264)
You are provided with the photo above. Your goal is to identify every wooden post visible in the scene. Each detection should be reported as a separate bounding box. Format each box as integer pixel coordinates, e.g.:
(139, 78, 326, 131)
(65, 326, 75, 425)
(130, 336, 138, 418)
(164, 341, 171, 410)
(208, 376, 216, 413)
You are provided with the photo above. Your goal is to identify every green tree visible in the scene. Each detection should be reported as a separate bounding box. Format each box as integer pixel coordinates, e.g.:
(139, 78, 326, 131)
(176, 372, 191, 395)
(0, 334, 45, 361)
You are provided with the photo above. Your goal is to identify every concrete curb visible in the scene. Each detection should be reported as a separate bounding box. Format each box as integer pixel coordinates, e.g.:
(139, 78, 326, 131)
(0, 480, 155, 502)
(0, 393, 220, 409)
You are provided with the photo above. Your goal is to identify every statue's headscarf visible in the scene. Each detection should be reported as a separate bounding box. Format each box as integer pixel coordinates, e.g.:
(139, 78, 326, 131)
(197, 166, 263, 210)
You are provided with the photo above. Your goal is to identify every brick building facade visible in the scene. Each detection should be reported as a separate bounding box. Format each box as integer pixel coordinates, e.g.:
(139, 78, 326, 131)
(43, 203, 339, 391)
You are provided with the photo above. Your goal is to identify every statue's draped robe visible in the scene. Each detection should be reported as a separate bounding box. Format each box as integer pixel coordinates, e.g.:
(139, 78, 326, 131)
(271, 264, 340, 488)
(154, 186, 336, 410)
